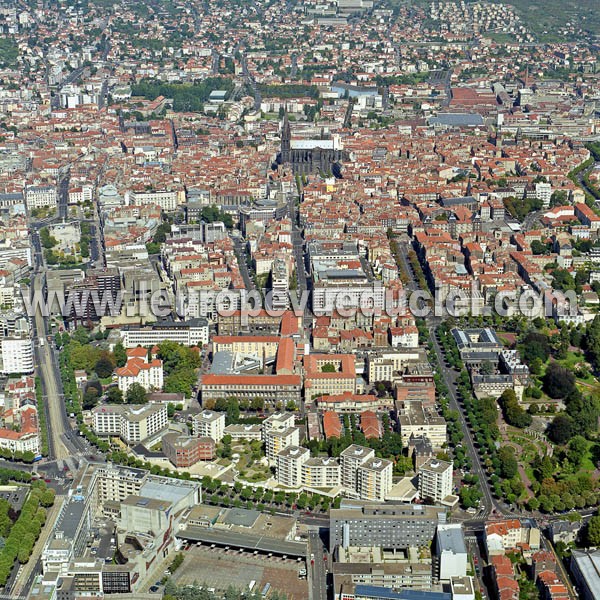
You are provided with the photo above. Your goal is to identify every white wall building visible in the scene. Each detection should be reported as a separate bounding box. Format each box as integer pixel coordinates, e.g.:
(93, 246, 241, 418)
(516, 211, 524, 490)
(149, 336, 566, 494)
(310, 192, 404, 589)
(92, 404, 168, 444)
(418, 458, 453, 504)
(26, 185, 58, 209)
(437, 524, 468, 581)
(276, 445, 310, 487)
(340, 444, 374, 491)
(0, 337, 34, 374)
(121, 319, 209, 348)
(265, 426, 300, 463)
(116, 355, 164, 395)
(192, 410, 226, 442)
(356, 457, 393, 502)
(128, 189, 181, 211)
(302, 457, 341, 489)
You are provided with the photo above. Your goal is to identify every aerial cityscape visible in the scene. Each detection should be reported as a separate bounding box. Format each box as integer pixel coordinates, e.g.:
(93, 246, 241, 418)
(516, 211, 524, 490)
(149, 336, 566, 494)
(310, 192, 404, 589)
(0, 0, 599, 598)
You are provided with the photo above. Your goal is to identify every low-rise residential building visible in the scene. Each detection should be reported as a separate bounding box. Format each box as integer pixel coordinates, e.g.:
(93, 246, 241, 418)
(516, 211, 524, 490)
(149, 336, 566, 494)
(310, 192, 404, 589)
(116, 348, 163, 394)
(0, 406, 39, 455)
(485, 519, 541, 557)
(162, 433, 215, 467)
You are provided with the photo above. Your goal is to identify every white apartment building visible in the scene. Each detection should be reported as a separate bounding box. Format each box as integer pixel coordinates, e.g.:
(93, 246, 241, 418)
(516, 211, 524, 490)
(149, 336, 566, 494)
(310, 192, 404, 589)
(192, 410, 226, 442)
(302, 457, 341, 489)
(312, 279, 385, 315)
(0, 337, 34, 374)
(265, 426, 300, 463)
(418, 458, 453, 504)
(390, 325, 419, 348)
(116, 356, 164, 394)
(93, 464, 147, 505)
(128, 189, 182, 211)
(0, 428, 40, 455)
(356, 457, 393, 502)
(68, 184, 93, 205)
(26, 185, 58, 209)
(270, 258, 289, 311)
(276, 445, 310, 487)
(263, 412, 296, 436)
(340, 444, 375, 491)
(398, 401, 447, 449)
(535, 182, 552, 208)
(92, 404, 168, 444)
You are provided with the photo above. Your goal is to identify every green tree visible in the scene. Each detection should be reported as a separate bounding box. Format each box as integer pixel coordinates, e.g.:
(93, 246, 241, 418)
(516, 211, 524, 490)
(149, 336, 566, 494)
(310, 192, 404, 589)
(586, 515, 600, 547)
(125, 383, 148, 404)
(106, 387, 123, 403)
(95, 355, 115, 379)
(568, 435, 589, 467)
(543, 363, 576, 399)
(113, 342, 127, 368)
(498, 446, 518, 479)
(548, 414, 573, 444)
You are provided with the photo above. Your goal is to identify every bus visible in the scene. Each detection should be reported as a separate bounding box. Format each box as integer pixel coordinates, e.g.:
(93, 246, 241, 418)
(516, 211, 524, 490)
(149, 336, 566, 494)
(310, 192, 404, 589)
(248, 580, 256, 592)
(261, 583, 271, 598)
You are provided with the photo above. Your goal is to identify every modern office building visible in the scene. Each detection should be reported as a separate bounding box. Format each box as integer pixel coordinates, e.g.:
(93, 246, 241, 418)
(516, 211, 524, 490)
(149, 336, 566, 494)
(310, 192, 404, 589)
(121, 317, 209, 347)
(397, 401, 447, 449)
(330, 503, 446, 552)
(436, 524, 468, 581)
(92, 403, 168, 444)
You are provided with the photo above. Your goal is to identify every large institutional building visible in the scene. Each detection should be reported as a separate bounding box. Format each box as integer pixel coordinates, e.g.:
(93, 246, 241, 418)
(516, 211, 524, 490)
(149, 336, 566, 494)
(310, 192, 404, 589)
(278, 113, 347, 175)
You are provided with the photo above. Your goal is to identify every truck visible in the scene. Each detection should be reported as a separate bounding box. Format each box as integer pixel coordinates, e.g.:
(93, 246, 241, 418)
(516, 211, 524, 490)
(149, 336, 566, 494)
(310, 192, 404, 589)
(39, 338, 45, 347)
(248, 581, 256, 592)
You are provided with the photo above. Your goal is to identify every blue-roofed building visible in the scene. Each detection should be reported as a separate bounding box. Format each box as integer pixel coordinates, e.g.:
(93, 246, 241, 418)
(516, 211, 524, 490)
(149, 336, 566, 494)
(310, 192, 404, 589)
(427, 113, 484, 128)
(345, 585, 452, 600)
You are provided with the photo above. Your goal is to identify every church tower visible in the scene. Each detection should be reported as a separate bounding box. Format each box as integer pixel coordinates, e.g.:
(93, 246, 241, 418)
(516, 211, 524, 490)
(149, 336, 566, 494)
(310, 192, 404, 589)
(281, 111, 291, 164)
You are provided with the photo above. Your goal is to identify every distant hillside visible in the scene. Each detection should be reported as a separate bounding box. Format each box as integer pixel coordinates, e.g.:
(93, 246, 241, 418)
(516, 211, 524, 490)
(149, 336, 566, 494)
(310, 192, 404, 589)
(488, 0, 600, 40)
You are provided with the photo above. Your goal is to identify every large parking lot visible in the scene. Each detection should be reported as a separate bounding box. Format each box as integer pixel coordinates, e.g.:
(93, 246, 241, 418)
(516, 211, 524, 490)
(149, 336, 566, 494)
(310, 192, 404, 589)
(171, 544, 309, 599)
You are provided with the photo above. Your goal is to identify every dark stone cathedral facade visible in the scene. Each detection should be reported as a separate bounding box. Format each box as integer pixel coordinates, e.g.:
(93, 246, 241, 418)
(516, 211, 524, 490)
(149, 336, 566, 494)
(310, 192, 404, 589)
(277, 114, 347, 176)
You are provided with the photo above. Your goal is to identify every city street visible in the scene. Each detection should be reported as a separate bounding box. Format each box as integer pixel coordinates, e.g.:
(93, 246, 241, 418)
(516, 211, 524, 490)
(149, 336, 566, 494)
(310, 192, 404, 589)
(307, 530, 327, 600)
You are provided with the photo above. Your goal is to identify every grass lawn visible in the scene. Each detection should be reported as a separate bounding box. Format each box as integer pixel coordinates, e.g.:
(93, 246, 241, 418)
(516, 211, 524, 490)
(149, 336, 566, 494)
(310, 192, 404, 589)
(496, 332, 516, 347)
